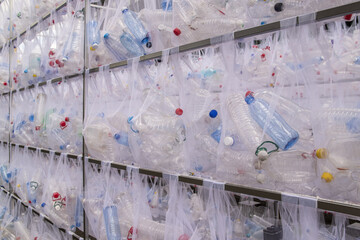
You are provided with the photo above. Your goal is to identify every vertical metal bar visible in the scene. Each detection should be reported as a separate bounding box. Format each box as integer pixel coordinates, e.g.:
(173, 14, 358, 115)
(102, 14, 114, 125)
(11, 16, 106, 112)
(8, 0, 12, 193)
(82, 0, 88, 239)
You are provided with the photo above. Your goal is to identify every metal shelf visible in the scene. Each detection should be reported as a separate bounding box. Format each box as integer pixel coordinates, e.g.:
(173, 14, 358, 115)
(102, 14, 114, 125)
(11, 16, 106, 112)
(3, 141, 360, 218)
(0, 187, 84, 240)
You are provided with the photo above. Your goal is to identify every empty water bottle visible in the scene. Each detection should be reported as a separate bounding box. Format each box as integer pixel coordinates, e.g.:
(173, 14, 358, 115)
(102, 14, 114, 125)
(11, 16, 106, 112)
(120, 31, 145, 57)
(28, 53, 41, 79)
(114, 131, 129, 147)
(104, 33, 128, 61)
(316, 137, 360, 170)
(245, 91, 299, 150)
(34, 93, 47, 131)
(0, 165, 10, 183)
(122, 8, 150, 44)
(87, 20, 100, 50)
(207, 109, 222, 143)
(62, 14, 84, 62)
(103, 206, 122, 240)
(75, 195, 83, 228)
(26, 181, 39, 204)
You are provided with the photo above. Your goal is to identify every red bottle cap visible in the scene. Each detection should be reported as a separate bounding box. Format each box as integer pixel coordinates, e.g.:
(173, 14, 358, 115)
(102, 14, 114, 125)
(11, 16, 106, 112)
(28, 200, 31, 203)
(49, 50, 55, 56)
(245, 91, 254, 97)
(261, 53, 266, 58)
(35, 126, 40, 131)
(53, 192, 60, 199)
(60, 121, 66, 128)
(65, 117, 70, 122)
(3, 82, 7, 86)
(344, 14, 352, 21)
(49, 61, 55, 67)
(173, 28, 181, 36)
(175, 108, 183, 116)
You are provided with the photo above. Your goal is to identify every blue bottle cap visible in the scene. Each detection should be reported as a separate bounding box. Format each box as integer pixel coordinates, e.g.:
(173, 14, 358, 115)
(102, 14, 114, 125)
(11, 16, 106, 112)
(141, 36, 149, 44)
(195, 165, 203, 172)
(41, 203, 46, 207)
(59, 145, 65, 150)
(104, 33, 109, 39)
(114, 133, 120, 140)
(245, 95, 255, 104)
(209, 109, 218, 118)
(122, 8, 129, 13)
(33, 199, 36, 203)
(28, 114, 34, 122)
(24, 69, 28, 73)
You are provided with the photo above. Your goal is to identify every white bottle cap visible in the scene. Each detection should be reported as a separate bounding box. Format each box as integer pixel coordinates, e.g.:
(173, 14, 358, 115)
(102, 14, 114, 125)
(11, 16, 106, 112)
(54, 205, 61, 211)
(224, 136, 234, 146)
(257, 150, 268, 161)
(256, 173, 265, 184)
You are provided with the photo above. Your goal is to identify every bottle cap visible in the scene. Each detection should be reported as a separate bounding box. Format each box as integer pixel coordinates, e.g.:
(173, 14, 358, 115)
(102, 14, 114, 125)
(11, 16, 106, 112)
(245, 91, 254, 97)
(121, 7, 129, 13)
(321, 172, 333, 183)
(104, 33, 109, 39)
(344, 14, 353, 21)
(53, 192, 60, 199)
(257, 150, 268, 161)
(175, 108, 183, 116)
(49, 61, 55, 67)
(24, 69, 28, 73)
(114, 133, 120, 140)
(209, 109, 218, 118)
(29, 114, 34, 122)
(173, 28, 181, 36)
(274, 3, 284, 12)
(60, 121, 66, 128)
(316, 148, 328, 159)
(41, 203, 46, 207)
(65, 117, 70, 122)
(224, 136, 234, 146)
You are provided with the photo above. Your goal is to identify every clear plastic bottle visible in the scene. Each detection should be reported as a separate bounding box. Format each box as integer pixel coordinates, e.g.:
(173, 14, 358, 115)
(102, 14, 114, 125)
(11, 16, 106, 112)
(114, 131, 129, 147)
(40, 202, 70, 229)
(28, 53, 41, 79)
(316, 137, 360, 170)
(74, 195, 83, 229)
(62, 14, 83, 62)
(83, 122, 115, 161)
(13, 220, 31, 240)
(227, 93, 262, 151)
(245, 91, 299, 150)
(244, 218, 263, 238)
(34, 93, 47, 131)
(87, 20, 100, 50)
(103, 33, 128, 61)
(26, 181, 39, 204)
(122, 8, 150, 44)
(119, 31, 145, 57)
(174, 0, 198, 25)
(103, 205, 122, 240)
(0, 165, 10, 183)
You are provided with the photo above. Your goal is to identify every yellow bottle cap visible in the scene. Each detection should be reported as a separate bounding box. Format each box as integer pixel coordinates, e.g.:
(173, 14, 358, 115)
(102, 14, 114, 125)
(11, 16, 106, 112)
(90, 46, 96, 51)
(321, 172, 333, 183)
(16, 184, 20, 188)
(33, 74, 37, 78)
(316, 148, 328, 159)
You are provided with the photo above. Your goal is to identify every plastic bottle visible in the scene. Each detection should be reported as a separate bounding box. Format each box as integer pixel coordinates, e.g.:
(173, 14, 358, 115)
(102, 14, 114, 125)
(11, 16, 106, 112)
(34, 93, 47, 131)
(174, 0, 198, 25)
(26, 181, 39, 204)
(0, 165, 10, 183)
(83, 122, 115, 161)
(103, 205, 122, 240)
(62, 14, 83, 62)
(227, 93, 262, 151)
(245, 91, 299, 150)
(245, 218, 263, 237)
(13, 220, 31, 240)
(87, 20, 100, 50)
(122, 8, 150, 44)
(207, 109, 222, 143)
(103, 33, 128, 61)
(74, 195, 83, 229)
(161, 0, 172, 11)
(28, 53, 41, 79)
(41, 202, 70, 228)
(316, 137, 360, 170)
(119, 31, 145, 57)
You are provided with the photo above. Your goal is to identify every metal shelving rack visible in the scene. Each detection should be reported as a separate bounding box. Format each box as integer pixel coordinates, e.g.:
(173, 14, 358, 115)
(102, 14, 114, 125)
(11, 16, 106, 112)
(0, 1, 360, 239)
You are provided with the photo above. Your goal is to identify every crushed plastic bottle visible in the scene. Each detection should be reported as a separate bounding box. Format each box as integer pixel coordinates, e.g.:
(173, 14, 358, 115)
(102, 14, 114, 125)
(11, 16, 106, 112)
(103, 205, 122, 240)
(122, 8, 150, 44)
(120, 31, 145, 57)
(104, 33, 128, 61)
(245, 91, 299, 150)
(34, 93, 47, 131)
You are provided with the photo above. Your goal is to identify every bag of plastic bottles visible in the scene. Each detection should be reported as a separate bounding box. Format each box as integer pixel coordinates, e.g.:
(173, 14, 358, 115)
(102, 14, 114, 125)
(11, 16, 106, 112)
(0, 95, 9, 141)
(40, 78, 83, 154)
(39, 152, 83, 231)
(11, 88, 36, 145)
(0, 44, 9, 92)
(126, 52, 186, 171)
(0, 0, 10, 45)
(177, 47, 225, 175)
(84, 67, 133, 163)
